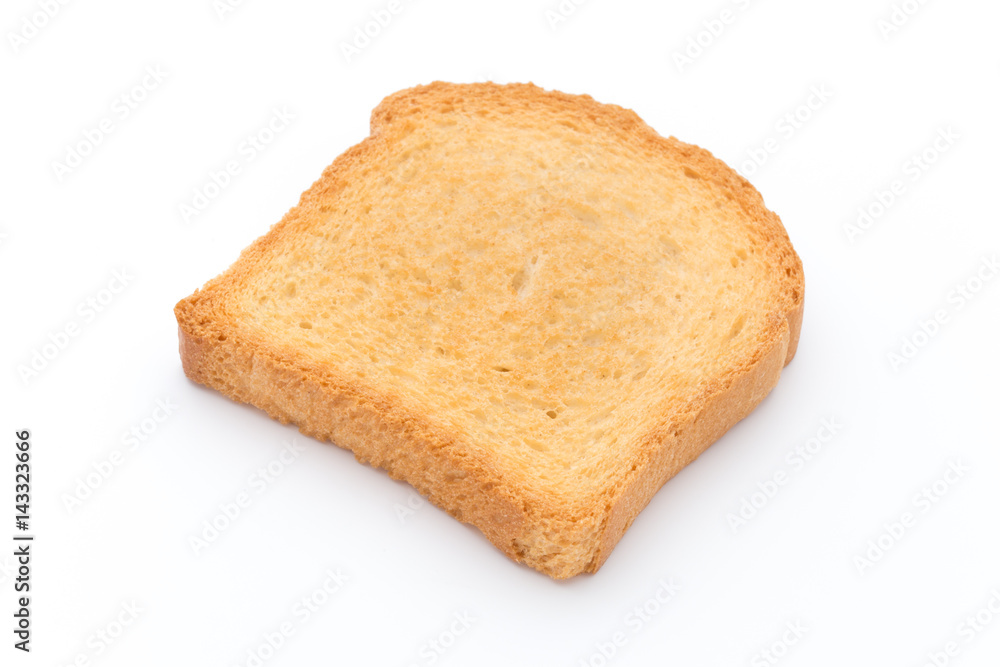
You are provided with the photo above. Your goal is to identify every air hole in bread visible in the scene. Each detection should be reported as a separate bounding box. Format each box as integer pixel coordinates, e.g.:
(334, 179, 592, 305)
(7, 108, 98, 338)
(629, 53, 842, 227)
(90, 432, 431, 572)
(524, 437, 547, 452)
(729, 315, 747, 340)
(568, 203, 602, 230)
(659, 234, 681, 255)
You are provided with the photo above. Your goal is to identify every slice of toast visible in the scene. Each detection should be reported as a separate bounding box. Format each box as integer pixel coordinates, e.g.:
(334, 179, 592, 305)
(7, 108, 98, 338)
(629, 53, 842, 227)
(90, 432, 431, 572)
(175, 82, 803, 579)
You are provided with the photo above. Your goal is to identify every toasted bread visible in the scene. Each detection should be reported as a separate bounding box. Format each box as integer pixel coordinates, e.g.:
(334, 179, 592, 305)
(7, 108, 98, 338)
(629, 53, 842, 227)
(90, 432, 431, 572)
(174, 82, 804, 578)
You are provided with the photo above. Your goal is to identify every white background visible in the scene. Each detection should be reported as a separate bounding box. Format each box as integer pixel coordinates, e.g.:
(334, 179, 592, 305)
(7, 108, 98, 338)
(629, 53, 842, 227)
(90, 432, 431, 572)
(2, 0, 999, 665)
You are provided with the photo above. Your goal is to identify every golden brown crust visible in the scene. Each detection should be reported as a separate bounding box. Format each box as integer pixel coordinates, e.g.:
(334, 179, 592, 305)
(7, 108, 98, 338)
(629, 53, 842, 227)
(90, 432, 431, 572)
(174, 81, 804, 579)
(175, 291, 536, 565)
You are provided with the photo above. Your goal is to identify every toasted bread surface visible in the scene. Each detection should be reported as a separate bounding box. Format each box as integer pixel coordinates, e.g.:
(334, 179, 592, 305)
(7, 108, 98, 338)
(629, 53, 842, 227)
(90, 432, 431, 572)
(175, 82, 804, 578)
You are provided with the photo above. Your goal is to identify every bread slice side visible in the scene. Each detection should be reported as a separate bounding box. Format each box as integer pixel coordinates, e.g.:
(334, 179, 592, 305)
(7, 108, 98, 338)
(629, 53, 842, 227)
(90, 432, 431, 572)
(175, 82, 803, 578)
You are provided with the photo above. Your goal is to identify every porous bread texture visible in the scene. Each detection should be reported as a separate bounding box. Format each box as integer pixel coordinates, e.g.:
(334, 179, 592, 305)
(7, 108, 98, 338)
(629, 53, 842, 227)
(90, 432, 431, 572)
(175, 82, 804, 579)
